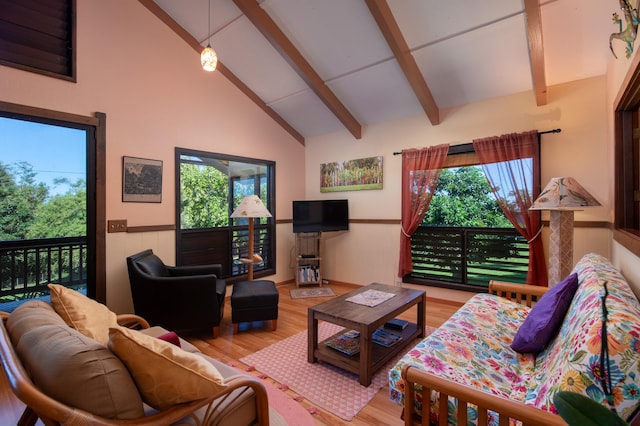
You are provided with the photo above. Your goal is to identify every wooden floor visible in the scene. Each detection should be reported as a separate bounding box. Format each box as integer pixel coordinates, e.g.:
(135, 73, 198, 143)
(0, 281, 462, 426)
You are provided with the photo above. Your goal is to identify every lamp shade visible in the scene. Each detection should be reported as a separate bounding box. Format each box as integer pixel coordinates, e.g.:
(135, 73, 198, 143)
(530, 177, 600, 211)
(201, 45, 218, 72)
(230, 195, 272, 218)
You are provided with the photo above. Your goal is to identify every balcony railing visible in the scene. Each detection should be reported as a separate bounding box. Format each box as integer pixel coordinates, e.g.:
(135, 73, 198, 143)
(406, 226, 529, 291)
(231, 225, 272, 276)
(0, 237, 87, 305)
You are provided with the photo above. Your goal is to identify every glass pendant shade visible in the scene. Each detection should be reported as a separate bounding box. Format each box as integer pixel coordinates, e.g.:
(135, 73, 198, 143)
(201, 45, 217, 72)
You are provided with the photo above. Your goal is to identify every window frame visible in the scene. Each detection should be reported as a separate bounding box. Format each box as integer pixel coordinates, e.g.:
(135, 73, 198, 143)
(404, 143, 537, 292)
(0, 101, 105, 303)
(0, 0, 76, 81)
(175, 148, 276, 281)
(614, 57, 640, 255)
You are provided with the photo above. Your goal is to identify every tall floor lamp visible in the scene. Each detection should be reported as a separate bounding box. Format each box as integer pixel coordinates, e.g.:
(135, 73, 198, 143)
(530, 177, 600, 286)
(230, 195, 272, 281)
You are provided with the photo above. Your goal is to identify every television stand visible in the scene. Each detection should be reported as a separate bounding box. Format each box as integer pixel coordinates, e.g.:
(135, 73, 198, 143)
(295, 232, 322, 287)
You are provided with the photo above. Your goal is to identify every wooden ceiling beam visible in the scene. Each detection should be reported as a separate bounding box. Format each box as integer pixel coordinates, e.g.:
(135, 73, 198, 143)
(233, 0, 362, 139)
(137, 0, 305, 145)
(365, 0, 440, 126)
(524, 0, 547, 106)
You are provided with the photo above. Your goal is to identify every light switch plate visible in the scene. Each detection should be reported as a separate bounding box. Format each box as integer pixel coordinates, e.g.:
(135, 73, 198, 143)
(107, 219, 127, 233)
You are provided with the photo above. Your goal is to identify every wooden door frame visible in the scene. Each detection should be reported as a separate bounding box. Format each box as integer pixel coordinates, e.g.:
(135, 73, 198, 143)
(0, 101, 106, 303)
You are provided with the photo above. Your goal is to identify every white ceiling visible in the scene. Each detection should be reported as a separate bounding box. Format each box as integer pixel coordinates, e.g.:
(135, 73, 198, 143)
(151, 0, 617, 142)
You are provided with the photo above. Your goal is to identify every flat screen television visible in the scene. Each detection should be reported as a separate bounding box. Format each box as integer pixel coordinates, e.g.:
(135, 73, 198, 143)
(292, 199, 349, 233)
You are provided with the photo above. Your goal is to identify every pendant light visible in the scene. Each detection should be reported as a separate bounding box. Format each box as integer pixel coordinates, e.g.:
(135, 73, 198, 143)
(201, 0, 217, 72)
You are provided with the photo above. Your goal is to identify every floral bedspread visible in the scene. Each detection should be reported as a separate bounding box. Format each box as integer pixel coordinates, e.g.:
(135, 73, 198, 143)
(389, 293, 535, 423)
(526, 253, 640, 420)
(389, 253, 640, 425)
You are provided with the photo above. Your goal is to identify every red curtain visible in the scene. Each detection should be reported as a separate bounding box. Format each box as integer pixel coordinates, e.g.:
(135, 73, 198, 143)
(472, 130, 548, 286)
(398, 144, 449, 277)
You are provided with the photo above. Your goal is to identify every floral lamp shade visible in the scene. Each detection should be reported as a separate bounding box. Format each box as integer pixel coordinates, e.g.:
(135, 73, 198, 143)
(530, 177, 601, 211)
(530, 177, 600, 286)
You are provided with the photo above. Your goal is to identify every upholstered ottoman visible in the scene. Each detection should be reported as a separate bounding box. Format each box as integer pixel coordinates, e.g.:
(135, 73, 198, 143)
(231, 280, 279, 333)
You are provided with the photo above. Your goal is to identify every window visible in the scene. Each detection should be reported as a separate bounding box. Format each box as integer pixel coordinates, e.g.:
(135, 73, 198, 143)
(0, 0, 76, 81)
(614, 62, 640, 255)
(175, 148, 275, 280)
(405, 146, 533, 291)
(0, 112, 96, 308)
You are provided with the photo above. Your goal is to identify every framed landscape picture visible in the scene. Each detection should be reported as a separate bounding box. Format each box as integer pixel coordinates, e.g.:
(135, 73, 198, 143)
(320, 155, 383, 192)
(122, 156, 163, 202)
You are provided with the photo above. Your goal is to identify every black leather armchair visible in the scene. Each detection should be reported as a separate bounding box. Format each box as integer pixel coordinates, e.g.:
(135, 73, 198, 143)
(126, 249, 227, 337)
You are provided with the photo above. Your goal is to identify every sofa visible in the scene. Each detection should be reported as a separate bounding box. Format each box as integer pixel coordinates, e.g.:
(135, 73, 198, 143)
(389, 253, 640, 425)
(0, 283, 272, 425)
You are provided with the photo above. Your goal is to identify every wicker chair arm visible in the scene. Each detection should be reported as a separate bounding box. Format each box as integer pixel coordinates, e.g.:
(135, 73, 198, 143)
(116, 313, 151, 329)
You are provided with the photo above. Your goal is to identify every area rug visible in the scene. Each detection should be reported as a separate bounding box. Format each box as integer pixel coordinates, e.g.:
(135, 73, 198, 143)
(240, 322, 429, 421)
(289, 287, 336, 299)
(264, 379, 315, 426)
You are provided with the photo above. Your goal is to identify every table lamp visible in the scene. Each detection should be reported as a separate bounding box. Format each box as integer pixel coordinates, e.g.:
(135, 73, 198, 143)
(530, 177, 600, 286)
(230, 195, 272, 280)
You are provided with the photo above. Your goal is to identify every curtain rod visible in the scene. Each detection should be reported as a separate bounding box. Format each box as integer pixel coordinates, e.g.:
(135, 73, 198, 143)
(392, 128, 561, 155)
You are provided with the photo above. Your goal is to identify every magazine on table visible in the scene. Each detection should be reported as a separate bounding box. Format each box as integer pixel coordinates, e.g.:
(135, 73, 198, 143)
(372, 327, 402, 347)
(325, 330, 360, 356)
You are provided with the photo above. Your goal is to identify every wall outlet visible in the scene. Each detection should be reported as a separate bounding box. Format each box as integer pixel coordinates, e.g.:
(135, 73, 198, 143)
(322, 279, 329, 284)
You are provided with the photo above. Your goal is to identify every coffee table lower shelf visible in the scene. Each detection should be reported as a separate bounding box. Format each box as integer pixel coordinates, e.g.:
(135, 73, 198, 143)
(314, 323, 420, 378)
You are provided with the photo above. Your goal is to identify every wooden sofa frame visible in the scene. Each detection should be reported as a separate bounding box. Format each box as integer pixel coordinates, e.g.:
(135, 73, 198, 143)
(401, 281, 567, 426)
(0, 312, 270, 426)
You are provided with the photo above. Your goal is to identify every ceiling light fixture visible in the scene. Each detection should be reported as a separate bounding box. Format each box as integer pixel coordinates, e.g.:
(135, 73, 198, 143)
(201, 0, 217, 72)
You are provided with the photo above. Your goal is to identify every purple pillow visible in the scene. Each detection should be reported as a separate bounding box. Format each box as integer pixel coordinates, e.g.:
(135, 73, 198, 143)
(510, 273, 579, 354)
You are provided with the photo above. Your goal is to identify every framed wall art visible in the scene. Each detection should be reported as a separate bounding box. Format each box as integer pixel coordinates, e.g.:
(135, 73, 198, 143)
(122, 156, 163, 202)
(320, 155, 383, 192)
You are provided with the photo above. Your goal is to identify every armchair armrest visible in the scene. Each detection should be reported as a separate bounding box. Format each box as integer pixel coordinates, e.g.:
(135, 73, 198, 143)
(141, 374, 270, 426)
(168, 264, 223, 278)
(401, 365, 566, 426)
(489, 280, 549, 307)
(221, 375, 270, 426)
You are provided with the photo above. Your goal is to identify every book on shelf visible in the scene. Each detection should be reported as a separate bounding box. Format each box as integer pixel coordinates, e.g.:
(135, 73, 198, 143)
(372, 328, 402, 347)
(325, 330, 360, 356)
(297, 265, 319, 282)
(384, 318, 408, 330)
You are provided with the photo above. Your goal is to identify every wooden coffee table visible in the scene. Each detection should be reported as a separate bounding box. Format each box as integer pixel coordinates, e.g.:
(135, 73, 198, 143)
(307, 283, 425, 386)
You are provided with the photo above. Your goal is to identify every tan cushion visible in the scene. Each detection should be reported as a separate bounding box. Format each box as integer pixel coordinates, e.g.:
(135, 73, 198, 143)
(48, 283, 118, 345)
(6, 300, 66, 346)
(108, 326, 226, 410)
(15, 323, 144, 419)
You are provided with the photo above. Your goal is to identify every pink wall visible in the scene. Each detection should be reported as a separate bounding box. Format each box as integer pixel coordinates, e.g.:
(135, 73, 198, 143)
(0, 1, 305, 312)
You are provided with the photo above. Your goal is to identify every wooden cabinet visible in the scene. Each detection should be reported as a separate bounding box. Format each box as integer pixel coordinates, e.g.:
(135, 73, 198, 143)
(295, 232, 322, 287)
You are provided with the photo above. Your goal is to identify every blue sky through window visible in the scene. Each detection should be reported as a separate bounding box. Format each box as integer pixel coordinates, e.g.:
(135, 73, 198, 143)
(1, 117, 86, 196)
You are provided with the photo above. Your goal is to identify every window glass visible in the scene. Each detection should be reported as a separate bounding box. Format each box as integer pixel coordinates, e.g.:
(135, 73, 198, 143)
(408, 163, 529, 291)
(0, 115, 89, 305)
(177, 150, 275, 279)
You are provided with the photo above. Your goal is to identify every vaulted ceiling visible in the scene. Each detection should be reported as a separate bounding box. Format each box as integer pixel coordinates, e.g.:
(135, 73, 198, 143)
(142, 0, 617, 144)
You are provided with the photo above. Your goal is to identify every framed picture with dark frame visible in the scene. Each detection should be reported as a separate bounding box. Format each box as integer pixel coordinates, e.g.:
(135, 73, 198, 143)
(122, 156, 163, 203)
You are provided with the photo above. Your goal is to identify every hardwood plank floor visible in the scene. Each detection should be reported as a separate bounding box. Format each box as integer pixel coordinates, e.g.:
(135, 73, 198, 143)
(0, 282, 462, 425)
